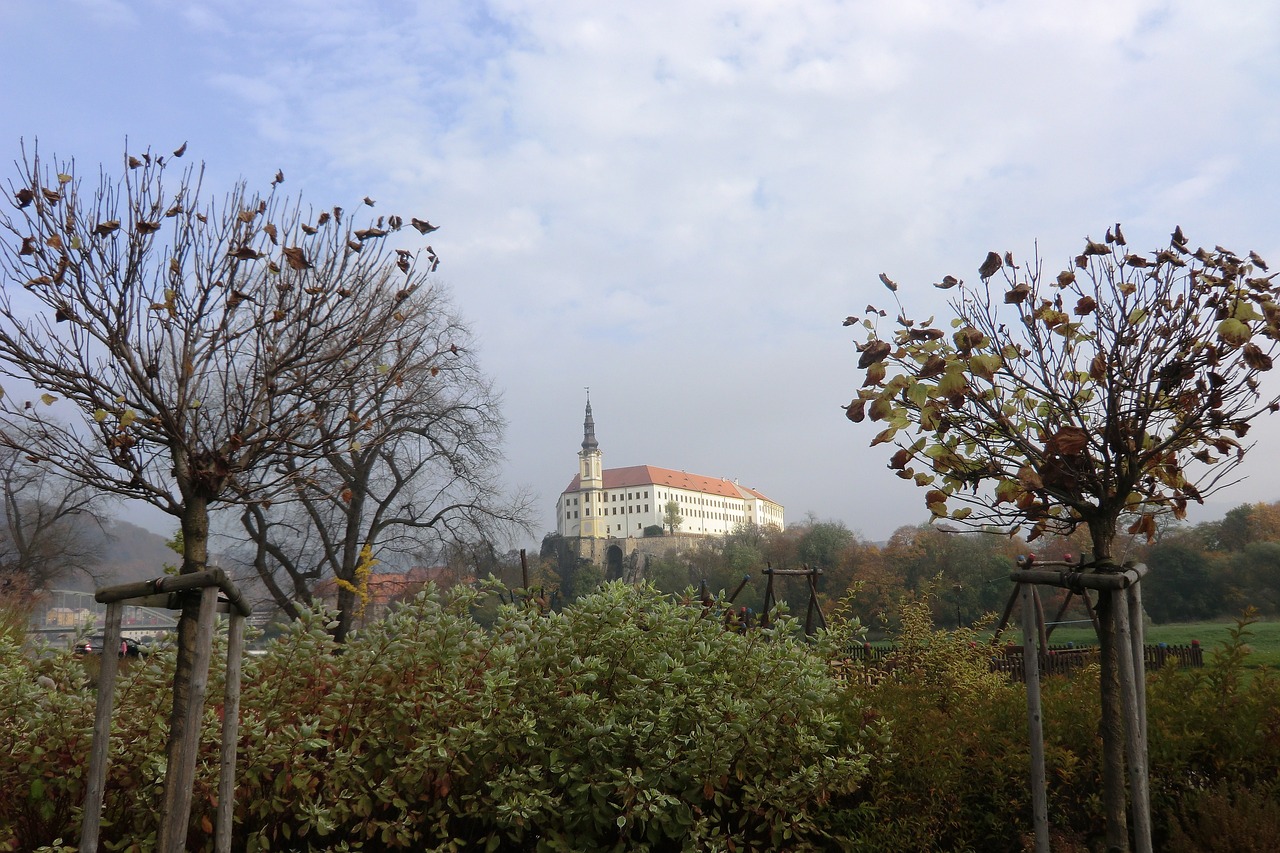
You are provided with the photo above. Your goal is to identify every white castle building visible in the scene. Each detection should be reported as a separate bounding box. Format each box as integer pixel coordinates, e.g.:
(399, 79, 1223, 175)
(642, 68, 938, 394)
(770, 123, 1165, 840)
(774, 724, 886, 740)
(556, 397, 784, 540)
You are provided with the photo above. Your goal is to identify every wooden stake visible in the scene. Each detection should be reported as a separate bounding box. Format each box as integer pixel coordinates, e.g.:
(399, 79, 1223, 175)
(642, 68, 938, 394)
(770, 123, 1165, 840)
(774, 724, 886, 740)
(1113, 588, 1152, 853)
(216, 612, 246, 853)
(1020, 583, 1049, 853)
(79, 602, 123, 853)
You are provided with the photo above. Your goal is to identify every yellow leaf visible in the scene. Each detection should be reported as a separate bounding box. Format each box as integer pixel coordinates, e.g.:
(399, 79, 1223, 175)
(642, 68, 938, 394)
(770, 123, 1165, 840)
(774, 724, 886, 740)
(40, 393, 56, 405)
(93, 408, 108, 422)
(119, 409, 136, 428)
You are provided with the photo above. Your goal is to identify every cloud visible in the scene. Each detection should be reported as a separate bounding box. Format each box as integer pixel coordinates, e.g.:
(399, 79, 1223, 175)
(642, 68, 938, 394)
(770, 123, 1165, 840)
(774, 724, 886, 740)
(6, 0, 1280, 542)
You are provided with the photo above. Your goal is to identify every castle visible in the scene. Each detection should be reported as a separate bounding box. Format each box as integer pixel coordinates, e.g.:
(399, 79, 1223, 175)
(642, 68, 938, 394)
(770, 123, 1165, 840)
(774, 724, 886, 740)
(556, 397, 784, 544)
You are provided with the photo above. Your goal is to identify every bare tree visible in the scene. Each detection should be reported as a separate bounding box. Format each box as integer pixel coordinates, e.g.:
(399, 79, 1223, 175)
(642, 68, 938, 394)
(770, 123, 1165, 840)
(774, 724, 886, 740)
(0, 141, 439, 843)
(846, 225, 1280, 850)
(0, 439, 109, 604)
(236, 283, 533, 640)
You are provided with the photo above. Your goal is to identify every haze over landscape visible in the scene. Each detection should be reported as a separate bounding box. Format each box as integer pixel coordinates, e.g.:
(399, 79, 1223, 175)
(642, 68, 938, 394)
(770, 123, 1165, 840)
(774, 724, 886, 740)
(4, 0, 1280, 546)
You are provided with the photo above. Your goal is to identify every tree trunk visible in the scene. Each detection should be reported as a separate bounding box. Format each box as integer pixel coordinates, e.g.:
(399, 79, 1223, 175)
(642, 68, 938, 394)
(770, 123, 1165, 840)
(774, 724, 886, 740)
(334, 583, 357, 644)
(157, 494, 210, 849)
(1091, 523, 1129, 852)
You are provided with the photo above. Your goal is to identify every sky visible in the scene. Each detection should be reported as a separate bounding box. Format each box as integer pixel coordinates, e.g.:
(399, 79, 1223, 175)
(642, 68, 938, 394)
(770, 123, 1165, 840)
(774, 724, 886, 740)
(3, 0, 1280, 547)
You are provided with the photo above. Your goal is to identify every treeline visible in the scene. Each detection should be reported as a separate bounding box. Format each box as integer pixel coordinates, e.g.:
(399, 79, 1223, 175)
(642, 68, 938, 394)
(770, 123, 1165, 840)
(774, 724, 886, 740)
(535, 502, 1280, 630)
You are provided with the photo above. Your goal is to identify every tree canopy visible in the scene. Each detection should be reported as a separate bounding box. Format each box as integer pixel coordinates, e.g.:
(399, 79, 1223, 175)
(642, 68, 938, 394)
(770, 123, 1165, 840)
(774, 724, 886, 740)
(846, 225, 1280, 556)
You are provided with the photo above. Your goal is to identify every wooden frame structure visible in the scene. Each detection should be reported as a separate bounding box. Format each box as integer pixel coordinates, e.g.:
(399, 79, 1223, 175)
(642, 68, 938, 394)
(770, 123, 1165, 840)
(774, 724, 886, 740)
(79, 569, 252, 853)
(760, 565, 827, 636)
(1011, 559, 1151, 853)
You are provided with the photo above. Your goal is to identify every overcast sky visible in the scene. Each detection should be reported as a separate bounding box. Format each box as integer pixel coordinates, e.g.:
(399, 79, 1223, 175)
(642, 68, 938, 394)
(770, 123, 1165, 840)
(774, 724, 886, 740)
(4, 0, 1280, 546)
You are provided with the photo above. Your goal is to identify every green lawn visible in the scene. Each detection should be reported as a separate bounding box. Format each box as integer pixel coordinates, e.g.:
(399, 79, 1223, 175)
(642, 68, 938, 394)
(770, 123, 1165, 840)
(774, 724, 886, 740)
(996, 619, 1280, 670)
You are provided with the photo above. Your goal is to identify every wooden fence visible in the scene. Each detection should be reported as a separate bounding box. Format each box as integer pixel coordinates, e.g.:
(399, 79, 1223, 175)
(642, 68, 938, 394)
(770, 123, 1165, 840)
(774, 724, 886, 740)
(839, 641, 1203, 684)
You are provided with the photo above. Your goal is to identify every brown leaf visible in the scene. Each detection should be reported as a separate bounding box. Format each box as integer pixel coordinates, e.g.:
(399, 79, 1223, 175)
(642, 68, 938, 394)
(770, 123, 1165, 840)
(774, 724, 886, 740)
(301, 223, 318, 235)
(1243, 343, 1273, 371)
(1250, 250, 1269, 271)
(135, 221, 160, 234)
(229, 246, 262, 261)
(889, 448, 911, 469)
(1056, 270, 1075, 287)
(263, 223, 278, 244)
(1089, 354, 1107, 380)
(363, 196, 376, 206)
(282, 246, 311, 271)
(41, 188, 62, 204)
(347, 240, 363, 253)
(879, 272, 898, 292)
(128, 156, 143, 169)
(19, 237, 37, 255)
(857, 339, 892, 369)
(411, 218, 438, 234)
(92, 220, 121, 237)
(354, 227, 387, 241)
(1172, 225, 1187, 246)
(934, 275, 960, 289)
(317, 211, 331, 226)
(273, 169, 284, 186)
(14, 188, 34, 208)
(918, 354, 947, 379)
(1004, 283, 1030, 304)
(1113, 223, 1126, 246)
(173, 141, 187, 157)
(1075, 296, 1097, 316)
(1045, 426, 1090, 456)
(1084, 239, 1109, 256)
(978, 251, 1002, 279)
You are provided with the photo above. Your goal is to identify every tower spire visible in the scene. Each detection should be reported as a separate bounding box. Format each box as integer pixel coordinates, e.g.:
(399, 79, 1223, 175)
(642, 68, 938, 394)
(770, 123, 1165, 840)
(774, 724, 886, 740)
(582, 388, 598, 452)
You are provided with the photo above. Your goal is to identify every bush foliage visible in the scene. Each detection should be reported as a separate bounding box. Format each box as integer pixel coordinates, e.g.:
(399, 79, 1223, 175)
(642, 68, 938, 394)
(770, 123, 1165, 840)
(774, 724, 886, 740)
(3, 586, 1279, 851)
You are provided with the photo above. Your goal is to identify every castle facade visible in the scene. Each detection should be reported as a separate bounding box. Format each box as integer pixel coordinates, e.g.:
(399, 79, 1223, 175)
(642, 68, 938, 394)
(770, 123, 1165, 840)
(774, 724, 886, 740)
(556, 398, 783, 540)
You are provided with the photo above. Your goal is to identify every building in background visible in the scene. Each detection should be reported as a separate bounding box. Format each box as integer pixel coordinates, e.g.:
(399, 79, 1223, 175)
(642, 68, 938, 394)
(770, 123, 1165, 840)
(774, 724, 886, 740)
(556, 397, 783, 542)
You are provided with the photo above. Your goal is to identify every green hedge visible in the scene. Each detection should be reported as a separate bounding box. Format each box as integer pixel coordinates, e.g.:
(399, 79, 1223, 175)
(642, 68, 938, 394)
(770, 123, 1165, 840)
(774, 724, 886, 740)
(2, 584, 872, 851)
(4, 589, 1279, 852)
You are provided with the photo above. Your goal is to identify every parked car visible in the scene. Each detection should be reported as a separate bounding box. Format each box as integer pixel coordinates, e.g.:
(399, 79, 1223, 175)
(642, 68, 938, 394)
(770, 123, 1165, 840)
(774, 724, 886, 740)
(74, 637, 148, 658)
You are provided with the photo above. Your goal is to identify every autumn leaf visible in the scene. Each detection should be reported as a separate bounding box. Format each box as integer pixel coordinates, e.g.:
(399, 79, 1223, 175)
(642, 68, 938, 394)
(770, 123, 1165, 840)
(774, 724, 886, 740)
(92, 220, 121, 237)
(282, 246, 311, 270)
(1045, 426, 1090, 456)
(857, 340, 891, 369)
(1217, 318, 1251, 346)
(354, 228, 387, 241)
(845, 400, 866, 423)
(979, 251, 1002, 279)
(879, 273, 898, 292)
(411, 218, 438, 234)
(1004, 283, 1030, 304)
(229, 246, 262, 261)
(934, 275, 960, 289)
(1242, 343, 1273, 371)
(40, 393, 57, 406)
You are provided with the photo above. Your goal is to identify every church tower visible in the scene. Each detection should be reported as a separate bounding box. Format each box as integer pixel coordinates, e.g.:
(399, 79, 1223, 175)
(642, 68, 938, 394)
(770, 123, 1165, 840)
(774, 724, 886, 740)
(578, 393, 606, 539)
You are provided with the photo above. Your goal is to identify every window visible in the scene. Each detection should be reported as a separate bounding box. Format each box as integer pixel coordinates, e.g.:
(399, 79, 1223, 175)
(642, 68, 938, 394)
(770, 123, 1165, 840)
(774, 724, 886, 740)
(644, 504, 648, 512)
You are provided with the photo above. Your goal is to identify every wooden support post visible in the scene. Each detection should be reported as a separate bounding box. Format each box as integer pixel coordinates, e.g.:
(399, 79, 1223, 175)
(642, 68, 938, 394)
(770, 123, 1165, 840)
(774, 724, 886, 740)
(216, 612, 246, 853)
(1128, 583, 1147, 746)
(79, 602, 123, 853)
(160, 585, 220, 853)
(1020, 582, 1050, 853)
(1113, 588, 1152, 853)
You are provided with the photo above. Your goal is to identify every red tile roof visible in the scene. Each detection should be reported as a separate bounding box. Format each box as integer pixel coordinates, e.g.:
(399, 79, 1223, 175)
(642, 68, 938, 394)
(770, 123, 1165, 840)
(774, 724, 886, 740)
(563, 464, 775, 503)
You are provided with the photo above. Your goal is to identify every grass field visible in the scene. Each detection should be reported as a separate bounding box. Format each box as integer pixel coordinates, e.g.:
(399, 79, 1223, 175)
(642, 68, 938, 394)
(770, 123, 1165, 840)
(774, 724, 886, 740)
(995, 619, 1280, 670)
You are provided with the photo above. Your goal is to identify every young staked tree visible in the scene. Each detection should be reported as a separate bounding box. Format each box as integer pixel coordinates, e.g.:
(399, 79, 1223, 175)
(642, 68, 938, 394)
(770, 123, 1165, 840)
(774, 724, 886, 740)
(0, 141, 440, 842)
(845, 225, 1280, 850)
(237, 282, 533, 641)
